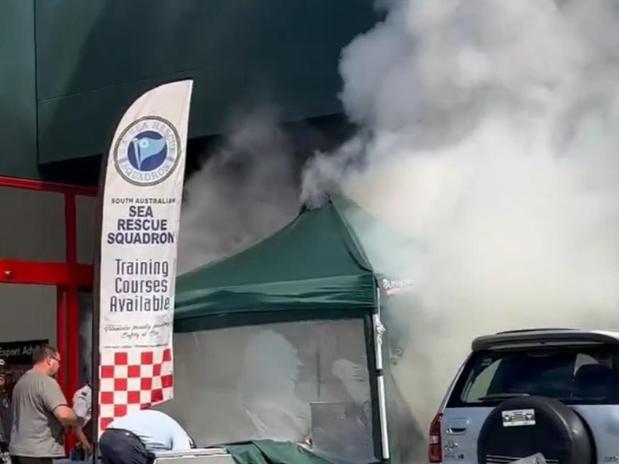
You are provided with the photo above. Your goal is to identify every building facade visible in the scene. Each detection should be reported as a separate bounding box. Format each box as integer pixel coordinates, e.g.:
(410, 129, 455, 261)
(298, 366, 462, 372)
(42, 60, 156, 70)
(0, 0, 377, 416)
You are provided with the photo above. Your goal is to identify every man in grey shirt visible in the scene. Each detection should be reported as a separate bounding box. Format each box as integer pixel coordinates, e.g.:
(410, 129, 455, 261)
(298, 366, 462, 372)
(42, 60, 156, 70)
(9, 345, 77, 464)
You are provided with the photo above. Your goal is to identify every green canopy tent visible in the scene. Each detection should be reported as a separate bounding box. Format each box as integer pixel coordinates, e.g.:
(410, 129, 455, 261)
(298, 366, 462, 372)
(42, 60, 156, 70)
(169, 197, 412, 464)
(174, 198, 376, 329)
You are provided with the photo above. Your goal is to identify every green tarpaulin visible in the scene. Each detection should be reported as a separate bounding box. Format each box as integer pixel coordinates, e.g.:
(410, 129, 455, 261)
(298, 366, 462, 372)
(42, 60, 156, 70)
(174, 198, 377, 331)
(225, 441, 332, 464)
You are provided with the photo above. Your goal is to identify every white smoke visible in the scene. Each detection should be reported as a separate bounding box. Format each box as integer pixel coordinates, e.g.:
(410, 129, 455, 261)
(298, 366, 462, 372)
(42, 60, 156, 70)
(178, 108, 299, 273)
(302, 0, 619, 452)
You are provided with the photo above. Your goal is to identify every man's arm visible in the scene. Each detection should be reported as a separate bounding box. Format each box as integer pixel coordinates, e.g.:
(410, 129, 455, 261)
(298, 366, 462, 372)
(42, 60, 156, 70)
(53, 405, 78, 427)
(42, 377, 78, 426)
(74, 424, 92, 455)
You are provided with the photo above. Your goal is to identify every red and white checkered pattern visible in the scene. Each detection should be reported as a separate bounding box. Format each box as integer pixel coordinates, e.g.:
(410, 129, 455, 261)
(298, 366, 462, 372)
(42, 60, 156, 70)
(98, 348, 174, 432)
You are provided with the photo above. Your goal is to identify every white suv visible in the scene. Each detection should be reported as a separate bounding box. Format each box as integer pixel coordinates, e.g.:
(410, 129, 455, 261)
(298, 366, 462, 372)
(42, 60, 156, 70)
(430, 329, 619, 464)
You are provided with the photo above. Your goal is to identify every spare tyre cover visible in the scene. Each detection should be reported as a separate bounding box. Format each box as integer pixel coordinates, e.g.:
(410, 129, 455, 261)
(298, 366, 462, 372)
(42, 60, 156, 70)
(477, 396, 593, 464)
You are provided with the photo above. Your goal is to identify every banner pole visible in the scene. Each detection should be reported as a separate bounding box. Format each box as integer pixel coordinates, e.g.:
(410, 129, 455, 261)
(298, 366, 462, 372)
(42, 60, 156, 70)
(91, 106, 114, 461)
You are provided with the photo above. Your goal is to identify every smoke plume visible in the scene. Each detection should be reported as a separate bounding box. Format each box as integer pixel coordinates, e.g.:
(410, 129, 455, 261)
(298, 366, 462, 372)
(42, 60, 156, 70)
(178, 108, 299, 273)
(302, 0, 619, 450)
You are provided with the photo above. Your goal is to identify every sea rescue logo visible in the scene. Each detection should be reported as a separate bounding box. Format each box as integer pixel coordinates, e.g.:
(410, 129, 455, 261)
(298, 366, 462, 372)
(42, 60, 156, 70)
(114, 116, 181, 186)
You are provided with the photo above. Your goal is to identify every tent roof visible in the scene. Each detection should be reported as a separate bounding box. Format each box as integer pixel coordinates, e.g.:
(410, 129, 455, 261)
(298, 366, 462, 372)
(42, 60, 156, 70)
(174, 197, 377, 329)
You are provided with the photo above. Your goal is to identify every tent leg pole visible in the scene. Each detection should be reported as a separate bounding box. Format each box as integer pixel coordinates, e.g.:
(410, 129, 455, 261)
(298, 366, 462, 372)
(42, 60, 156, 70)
(373, 287, 390, 461)
(376, 372, 390, 460)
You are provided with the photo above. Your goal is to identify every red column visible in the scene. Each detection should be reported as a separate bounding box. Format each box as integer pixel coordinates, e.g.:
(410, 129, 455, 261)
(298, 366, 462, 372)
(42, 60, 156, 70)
(64, 193, 80, 454)
(56, 287, 68, 389)
(65, 193, 80, 397)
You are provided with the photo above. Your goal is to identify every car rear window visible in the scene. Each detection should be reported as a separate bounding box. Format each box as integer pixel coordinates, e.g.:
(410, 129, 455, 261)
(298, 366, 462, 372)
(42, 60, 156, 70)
(447, 345, 619, 407)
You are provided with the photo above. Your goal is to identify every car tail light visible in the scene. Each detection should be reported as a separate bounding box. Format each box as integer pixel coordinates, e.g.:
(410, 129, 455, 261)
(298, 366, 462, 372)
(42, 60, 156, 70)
(429, 413, 443, 463)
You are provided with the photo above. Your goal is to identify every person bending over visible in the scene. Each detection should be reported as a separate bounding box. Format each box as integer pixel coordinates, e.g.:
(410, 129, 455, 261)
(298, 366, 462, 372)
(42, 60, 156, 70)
(99, 409, 193, 464)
